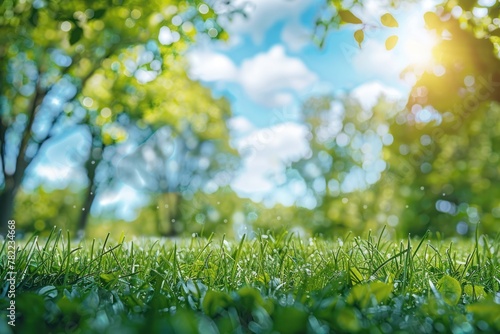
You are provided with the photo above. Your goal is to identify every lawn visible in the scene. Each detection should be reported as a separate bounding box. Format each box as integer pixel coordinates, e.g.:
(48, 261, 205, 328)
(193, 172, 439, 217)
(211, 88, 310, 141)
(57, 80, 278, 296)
(1, 229, 499, 333)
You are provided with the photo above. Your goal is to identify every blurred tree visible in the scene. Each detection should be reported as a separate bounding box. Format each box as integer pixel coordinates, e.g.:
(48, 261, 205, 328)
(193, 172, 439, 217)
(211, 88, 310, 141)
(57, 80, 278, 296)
(13, 186, 81, 235)
(313, 0, 500, 236)
(116, 118, 237, 236)
(75, 53, 236, 237)
(0, 0, 233, 235)
(289, 93, 401, 236)
(380, 2, 500, 236)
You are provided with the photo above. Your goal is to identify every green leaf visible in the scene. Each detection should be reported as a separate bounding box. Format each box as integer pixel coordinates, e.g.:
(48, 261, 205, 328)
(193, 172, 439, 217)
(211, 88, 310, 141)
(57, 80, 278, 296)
(354, 29, 364, 47)
(69, 26, 83, 45)
(100, 272, 119, 284)
(273, 306, 309, 334)
(335, 308, 360, 332)
(464, 284, 486, 299)
(385, 35, 398, 50)
(29, 9, 39, 26)
(347, 281, 393, 308)
(56, 296, 80, 314)
(437, 275, 461, 305)
(339, 10, 362, 24)
(202, 291, 232, 317)
(93, 9, 106, 19)
(380, 13, 398, 28)
(236, 286, 266, 310)
(467, 301, 500, 329)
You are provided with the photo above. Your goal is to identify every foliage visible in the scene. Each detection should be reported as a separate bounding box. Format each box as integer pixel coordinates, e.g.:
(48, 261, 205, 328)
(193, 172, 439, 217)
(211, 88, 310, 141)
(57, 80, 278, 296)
(0, 0, 236, 235)
(13, 187, 82, 235)
(381, 1, 500, 236)
(289, 93, 401, 235)
(291, 0, 500, 237)
(1, 230, 500, 333)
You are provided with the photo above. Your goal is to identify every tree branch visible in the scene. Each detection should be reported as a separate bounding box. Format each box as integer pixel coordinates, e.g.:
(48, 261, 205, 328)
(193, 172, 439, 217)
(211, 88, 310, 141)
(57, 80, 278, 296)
(13, 77, 47, 186)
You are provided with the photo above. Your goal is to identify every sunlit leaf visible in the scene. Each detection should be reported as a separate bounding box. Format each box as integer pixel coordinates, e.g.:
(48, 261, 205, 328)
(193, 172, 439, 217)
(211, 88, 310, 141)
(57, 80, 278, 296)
(100, 272, 119, 284)
(339, 10, 362, 24)
(336, 308, 360, 332)
(385, 35, 398, 50)
(349, 267, 364, 285)
(381, 13, 398, 28)
(354, 29, 364, 47)
(437, 275, 461, 305)
(464, 284, 486, 300)
(347, 281, 393, 307)
(423, 12, 440, 29)
(218, 30, 230, 41)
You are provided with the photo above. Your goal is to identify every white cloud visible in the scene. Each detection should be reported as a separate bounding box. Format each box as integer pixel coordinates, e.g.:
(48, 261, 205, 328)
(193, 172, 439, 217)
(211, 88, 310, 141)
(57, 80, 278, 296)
(187, 51, 238, 82)
(239, 45, 317, 107)
(351, 81, 403, 110)
(281, 21, 312, 52)
(189, 45, 317, 108)
(231, 121, 310, 195)
(220, 0, 315, 44)
(227, 116, 255, 137)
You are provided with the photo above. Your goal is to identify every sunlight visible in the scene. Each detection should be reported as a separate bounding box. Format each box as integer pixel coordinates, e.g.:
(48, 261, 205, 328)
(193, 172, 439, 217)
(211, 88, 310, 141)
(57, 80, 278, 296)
(399, 26, 438, 69)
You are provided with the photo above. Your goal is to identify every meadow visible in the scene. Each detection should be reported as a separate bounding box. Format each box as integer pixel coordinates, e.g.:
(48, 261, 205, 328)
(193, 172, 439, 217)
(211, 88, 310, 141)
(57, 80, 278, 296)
(1, 228, 499, 333)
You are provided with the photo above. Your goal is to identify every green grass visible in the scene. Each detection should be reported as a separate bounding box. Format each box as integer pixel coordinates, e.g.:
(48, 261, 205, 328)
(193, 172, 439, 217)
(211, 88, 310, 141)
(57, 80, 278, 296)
(1, 228, 500, 333)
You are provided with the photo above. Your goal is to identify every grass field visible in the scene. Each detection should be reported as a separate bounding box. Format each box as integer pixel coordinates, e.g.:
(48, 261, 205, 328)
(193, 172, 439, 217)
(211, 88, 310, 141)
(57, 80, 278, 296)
(1, 228, 500, 333)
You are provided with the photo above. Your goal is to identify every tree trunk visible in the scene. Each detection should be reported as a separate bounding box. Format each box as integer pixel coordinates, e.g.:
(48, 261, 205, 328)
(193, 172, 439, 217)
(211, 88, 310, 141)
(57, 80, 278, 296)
(157, 192, 181, 237)
(75, 140, 101, 239)
(0, 80, 47, 235)
(76, 179, 97, 239)
(0, 182, 17, 236)
(0, 159, 27, 235)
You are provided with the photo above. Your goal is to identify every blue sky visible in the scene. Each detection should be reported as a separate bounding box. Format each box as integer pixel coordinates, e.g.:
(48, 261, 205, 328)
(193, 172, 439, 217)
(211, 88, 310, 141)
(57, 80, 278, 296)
(33, 0, 439, 219)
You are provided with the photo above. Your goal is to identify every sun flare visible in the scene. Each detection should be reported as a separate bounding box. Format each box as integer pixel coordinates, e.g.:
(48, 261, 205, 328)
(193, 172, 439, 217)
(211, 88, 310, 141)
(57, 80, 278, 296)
(399, 22, 439, 69)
